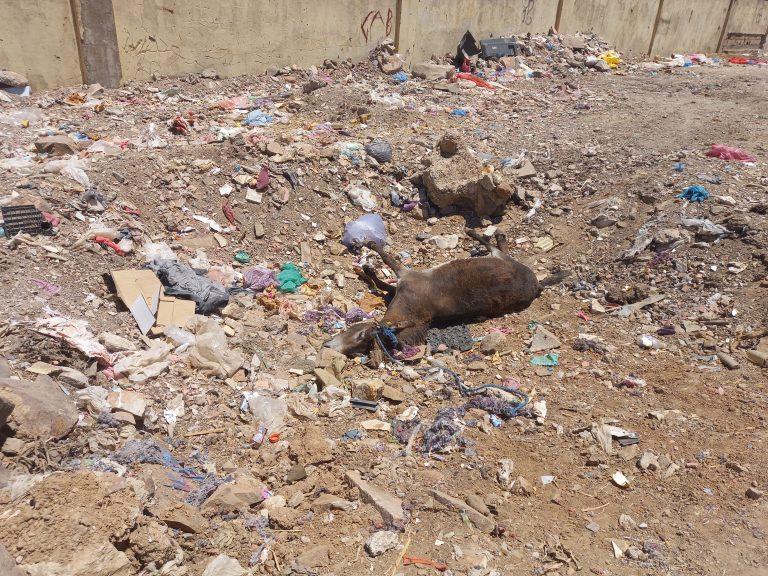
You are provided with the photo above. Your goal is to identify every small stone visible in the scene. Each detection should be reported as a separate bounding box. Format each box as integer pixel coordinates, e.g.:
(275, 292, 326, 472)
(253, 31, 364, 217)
(246, 189, 263, 204)
(746, 487, 763, 500)
(1, 437, 24, 455)
(412, 62, 453, 81)
(153, 499, 208, 533)
(638, 451, 659, 471)
(365, 531, 399, 557)
(529, 325, 561, 352)
(314, 367, 342, 389)
(311, 493, 355, 512)
(465, 494, 491, 516)
(202, 554, 246, 576)
(253, 221, 265, 238)
(287, 464, 307, 483)
(107, 389, 147, 418)
(200, 68, 219, 79)
(269, 506, 302, 529)
(480, 332, 507, 355)
(746, 349, 767, 367)
(514, 476, 535, 496)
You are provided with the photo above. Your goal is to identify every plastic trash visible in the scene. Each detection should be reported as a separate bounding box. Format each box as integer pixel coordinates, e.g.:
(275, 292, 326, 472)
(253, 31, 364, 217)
(0, 107, 43, 126)
(599, 50, 622, 69)
(244, 109, 273, 126)
(187, 317, 245, 378)
(346, 185, 378, 211)
(365, 139, 393, 163)
(241, 392, 288, 433)
(149, 259, 230, 313)
(44, 158, 90, 187)
(142, 241, 177, 262)
(277, 263, 307, 293)
(391, 71, 408, 83)
(342, 213, 388, 250)
(164, 325, 196, 346)
(677, 185, 709, 202)
(113, 340, 173, 382)
(243, 266, 277, 291)
(451, 109, 469, 117)
(706, 144, 756, 163)
(338, 142, 364, 164)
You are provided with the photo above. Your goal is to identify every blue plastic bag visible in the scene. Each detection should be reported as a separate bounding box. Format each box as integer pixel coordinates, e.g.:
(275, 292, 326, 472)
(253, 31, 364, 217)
(677, 185, 709, 203)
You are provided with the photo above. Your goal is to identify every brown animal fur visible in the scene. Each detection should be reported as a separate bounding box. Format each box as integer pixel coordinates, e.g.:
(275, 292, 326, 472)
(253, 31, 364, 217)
(325, 231, 568, 356)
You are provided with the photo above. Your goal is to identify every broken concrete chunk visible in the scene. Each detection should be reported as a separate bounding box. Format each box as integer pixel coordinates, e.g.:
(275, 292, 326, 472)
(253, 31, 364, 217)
(107, 389, 147, 418)
(98, 332, 137, 352)
(365, 530, 399, 557)
(412, 62, 453, 81)
(202, 554, 246, 576)
(346, 470, 406, 526)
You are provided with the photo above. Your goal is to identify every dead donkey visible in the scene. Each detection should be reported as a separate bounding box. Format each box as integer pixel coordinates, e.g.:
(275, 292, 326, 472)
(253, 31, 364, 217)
(324, 230, 569, 356)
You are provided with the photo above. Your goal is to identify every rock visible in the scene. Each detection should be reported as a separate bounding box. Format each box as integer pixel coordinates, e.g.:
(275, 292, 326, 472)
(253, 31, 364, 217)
(153, 498, 208, 533)
(529, 325, 561, 352)
(412, 62, 453, 80)
(466, 494, 491, 516)
(0, 543, 24, 576)
(292, 425, 334, 464)
(34, 135, 81, 156)
(107, 389, 147, 418)
(311, 493, 355, 512)
(58, 367, 89, 388)
(423, 154, 514, 217)
(365, 530, 399, 557)
(497, 458, 515, 488)
(638, 451, 659, 471)
(314, 367, 342, 389)
(346, 470, 406, 526)
(287, 463, 307, 483)
(98, 332, 136, 352)
(0, 375, 78, 440)
(480, 332, 508, 354)
(746, 349, 767, 367)
(379, 53, 404, 74)
(513, 476, 535, 496)
(365, 139, 393, 163)
(303, 76, 328, 94)
(0, 69, 28, 87)
(200, 68, 219, 79)
(202, 472, 264, 514)
(353, 378, 384, 401)
(1, 437, 25, 455)
(716, 351, 740, 370)
(269, 505, 302, 529)
(430, 489, 495, 532)
(296, 544, 331, 568)
(253, 221, 265, 237)
(262, 495, 287, 511)
(746, 486, 763, 500)
(381, 385, 405, 403)
(429, 234, 460, 250)
(128, 520, 177, 567)
(202, 554, 246, 576)
(594, 59, 611, 72)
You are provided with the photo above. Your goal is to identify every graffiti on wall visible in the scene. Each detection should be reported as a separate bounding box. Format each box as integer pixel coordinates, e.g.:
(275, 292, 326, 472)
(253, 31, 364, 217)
(521, 0, 536, 26)
(360, 8, 393, 42)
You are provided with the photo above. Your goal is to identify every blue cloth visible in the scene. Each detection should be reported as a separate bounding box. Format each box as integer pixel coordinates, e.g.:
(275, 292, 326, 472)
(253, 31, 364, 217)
(678, 185, 709, 202)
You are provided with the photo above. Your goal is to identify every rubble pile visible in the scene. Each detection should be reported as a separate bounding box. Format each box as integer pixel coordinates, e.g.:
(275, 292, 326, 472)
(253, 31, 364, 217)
(0, 31, 766, 576)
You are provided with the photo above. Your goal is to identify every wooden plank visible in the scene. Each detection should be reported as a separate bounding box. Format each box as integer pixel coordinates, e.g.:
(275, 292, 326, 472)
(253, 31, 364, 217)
(717, 0, 737, 52)
(555, 0, 565, 31)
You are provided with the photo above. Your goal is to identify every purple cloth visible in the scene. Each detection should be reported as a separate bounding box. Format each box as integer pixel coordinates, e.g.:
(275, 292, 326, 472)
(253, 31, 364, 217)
(243, 266, 277, 291)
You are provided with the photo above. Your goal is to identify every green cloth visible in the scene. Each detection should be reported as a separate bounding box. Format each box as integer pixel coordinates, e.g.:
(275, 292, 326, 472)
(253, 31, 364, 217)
(277, 262, 307, 293)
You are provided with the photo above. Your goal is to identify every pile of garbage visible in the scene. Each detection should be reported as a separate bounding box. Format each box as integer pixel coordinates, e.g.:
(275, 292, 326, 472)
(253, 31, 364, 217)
(0, 27, 766, 576)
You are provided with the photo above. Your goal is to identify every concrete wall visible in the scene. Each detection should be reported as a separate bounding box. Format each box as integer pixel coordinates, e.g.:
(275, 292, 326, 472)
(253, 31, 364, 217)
(558, 0, 659, 55)
(3, 0, 768, 90)
(0, 0, 82, 90)
(398, 0, 559, 64)
(112, 0, 397, 81)
(722, 0, 768, 50)
(652, 0, 732, 55)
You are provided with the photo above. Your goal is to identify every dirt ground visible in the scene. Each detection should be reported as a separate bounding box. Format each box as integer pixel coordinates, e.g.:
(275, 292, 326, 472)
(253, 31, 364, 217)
(0, 39, 766, 576)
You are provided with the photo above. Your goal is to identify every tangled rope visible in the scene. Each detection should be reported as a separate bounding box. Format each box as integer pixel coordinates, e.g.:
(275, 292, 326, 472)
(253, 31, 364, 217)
(374, 326, 529, 416)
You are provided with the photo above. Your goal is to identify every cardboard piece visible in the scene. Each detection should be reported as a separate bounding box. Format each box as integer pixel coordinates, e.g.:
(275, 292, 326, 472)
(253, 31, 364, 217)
(111, 270, 163, 334)
(156, 296, 196, 329)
